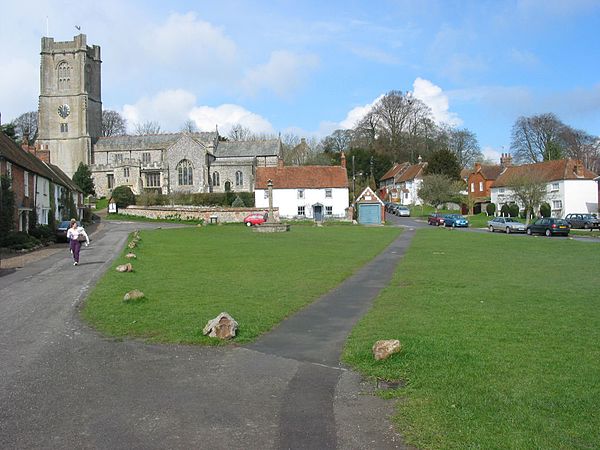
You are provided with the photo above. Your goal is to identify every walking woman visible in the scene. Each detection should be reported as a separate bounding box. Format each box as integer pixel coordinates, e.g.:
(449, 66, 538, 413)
(66, 219, 89, 266)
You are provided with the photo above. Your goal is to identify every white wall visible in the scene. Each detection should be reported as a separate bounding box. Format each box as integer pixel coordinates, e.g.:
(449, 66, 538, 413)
(34, 175, 52, 225)
(256, 188, 349, 218)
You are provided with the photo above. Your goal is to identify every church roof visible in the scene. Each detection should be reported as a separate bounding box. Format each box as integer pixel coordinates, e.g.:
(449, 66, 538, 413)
(255, 165, 348, 189)
(94, 132, 217, 151)
(215, 140, 280, 158)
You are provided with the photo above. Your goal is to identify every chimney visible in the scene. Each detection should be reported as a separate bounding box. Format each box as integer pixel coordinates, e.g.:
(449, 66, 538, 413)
(475, 162, 482, 172)
(574, 160, 584, 177)
(500, 153, 513, 168)
(418, 155, 423, 163)
(340, 151, 346, 168)
(278, 156, 284, 169)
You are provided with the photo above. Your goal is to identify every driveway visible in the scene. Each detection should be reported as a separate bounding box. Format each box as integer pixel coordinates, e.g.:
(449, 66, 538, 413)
(0, 221, 412, 449)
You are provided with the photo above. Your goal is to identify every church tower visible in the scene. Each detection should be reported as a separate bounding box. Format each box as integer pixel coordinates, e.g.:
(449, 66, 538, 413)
(37, 34, 102, 177)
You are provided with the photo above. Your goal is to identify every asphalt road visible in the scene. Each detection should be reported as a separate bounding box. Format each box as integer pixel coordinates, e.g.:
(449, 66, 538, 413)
(0, 221, 411, 450)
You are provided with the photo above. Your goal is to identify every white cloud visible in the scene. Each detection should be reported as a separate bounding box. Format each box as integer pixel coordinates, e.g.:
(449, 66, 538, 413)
(339, 95, 384, 129)
(242, 50, 319, 97)
(412, 77, 462, 126)
(143, 12, 237, 68)
(482, 146, 503, 163)
(509, 48, 540, 68)
(189, 104, 274, 135)
(122, 89, 197, 132)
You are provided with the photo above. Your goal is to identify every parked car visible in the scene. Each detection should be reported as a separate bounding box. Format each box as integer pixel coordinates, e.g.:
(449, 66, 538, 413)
(243, 212, 268, 226)
(487, 217, 526, 234)
(526, 218, 571, 236)
(443, 214, 469, 228)
(387, 203, 399, 215)
(564, 213, 600, 230)
(395, 205, 411, 217)
(55, 220, 79, 242)
(428, 213, 445, 226)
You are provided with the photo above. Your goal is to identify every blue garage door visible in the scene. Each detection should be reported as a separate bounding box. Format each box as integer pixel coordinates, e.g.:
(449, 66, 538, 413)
(359, 203, 381, 225)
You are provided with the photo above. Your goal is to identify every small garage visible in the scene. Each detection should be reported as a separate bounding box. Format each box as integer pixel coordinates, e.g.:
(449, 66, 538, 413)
(356, 187, 385, 225)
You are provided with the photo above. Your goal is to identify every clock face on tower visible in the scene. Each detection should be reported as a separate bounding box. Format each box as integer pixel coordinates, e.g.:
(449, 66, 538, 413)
(58, 104, 70, 118)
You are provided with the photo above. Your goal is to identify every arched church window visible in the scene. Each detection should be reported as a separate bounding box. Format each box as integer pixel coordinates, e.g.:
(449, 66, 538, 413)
(177, 159, 193, 185)
(235, 171, 243, 186)
(212, 171, 220, 186)
(57, 61, 72, 90)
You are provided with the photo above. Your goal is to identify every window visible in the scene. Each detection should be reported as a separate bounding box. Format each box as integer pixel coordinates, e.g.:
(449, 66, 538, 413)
(551, 182, 560, 191)
(553, 200, 563, 209)
(142, 152, 151, 164)
(177, 159, 193, 185)
(145, 172, 160, 187)
(7, 162, 12, 179)
(24, 171, 29, 197)
(57, 61, 71, 90)
(123, 167, 130, 178)
(107, 174, 114, 189)
(113, 154, 123, 164)
(297, 189, 304, 199)
(479, 181, 484, 191)
(326, 206, 333, 216)
(499, 188, 505, 194)
(325, 188, 332, 198)
(470, 182, 475, 192)
(298, 206, 305, 216)
(235, 171, 243, 187)
(60, 123, 68, 133)
(212, 171, 220, 186)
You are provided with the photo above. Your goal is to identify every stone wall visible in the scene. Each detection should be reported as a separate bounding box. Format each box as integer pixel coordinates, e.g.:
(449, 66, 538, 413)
(122, 205, 279, 224)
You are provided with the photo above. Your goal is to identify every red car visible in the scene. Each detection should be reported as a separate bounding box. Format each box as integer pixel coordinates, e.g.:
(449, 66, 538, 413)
(427, 213, 445, 226)
(244, 212, 268, 226)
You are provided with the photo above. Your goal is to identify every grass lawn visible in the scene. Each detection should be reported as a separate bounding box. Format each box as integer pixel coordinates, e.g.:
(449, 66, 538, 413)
(343, 229, 600, 449)
(82, 224, 401, 344)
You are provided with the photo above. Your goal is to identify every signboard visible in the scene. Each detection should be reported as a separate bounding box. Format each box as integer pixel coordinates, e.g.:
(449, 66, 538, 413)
(108, 202, 118, 214)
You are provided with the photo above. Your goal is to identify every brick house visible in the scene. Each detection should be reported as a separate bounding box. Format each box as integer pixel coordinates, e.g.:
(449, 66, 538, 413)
(0, 132, 83, 232)
(467, 154, 513, 214)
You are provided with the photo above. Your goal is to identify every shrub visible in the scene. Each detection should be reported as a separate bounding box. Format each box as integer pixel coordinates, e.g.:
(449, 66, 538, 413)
(500, 204, 511, 217)
(486, 203, 496, 216)
(29, 225, 55, 243)
(231, 195, 245, 207)
(508, 204, 519, 218)
(111, 186, 136, 208)
(0, 231, 41, 250)
(138, 190, 166, 207)
(540, 202, 551, 218)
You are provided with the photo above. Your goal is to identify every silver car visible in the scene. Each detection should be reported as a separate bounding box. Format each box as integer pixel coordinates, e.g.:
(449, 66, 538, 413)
(487, 217, 526, 234)
(395, 205, 411, 217)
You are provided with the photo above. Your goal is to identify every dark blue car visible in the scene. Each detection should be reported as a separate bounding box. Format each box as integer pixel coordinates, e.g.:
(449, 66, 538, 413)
(443, 214, 469, 228)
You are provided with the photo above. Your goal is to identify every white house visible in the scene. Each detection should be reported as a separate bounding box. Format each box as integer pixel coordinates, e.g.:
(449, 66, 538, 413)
(254, 158, 349, 220)
(378, 159, 427, 206)
(490, 159, 598, 217)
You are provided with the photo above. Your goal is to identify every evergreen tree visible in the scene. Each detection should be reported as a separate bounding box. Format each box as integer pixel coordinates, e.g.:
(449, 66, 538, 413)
(72, 162, 96, 196)
(1, 175, 16, 234)
(425, 148, 462, 180)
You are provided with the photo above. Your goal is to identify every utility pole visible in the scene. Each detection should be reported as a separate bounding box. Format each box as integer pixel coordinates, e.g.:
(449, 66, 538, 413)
(352, 155, 355, 205)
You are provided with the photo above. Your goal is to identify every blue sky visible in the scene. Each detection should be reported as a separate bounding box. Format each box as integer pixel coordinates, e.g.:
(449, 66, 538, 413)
(1, 0, 599, 162)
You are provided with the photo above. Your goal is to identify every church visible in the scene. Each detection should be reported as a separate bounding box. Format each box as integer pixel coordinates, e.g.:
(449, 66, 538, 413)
(36, 34, 280, 198)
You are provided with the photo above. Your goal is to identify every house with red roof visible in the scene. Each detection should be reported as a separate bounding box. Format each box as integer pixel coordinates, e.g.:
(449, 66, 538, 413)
(466, 154, 513, 213)
(254, 156, 349, 221)
(378, 158, 427, 206)
(490, 159, 598, 217)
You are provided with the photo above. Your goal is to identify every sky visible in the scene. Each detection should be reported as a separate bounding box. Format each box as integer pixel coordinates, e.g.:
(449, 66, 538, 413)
(1, 0, 600, 163)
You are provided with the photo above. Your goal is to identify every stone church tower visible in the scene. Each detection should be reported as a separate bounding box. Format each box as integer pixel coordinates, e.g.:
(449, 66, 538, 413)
(37, 34, 102, 177)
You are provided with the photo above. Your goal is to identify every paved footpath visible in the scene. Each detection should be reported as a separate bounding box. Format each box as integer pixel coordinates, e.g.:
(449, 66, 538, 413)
(0, 221, 415, 449)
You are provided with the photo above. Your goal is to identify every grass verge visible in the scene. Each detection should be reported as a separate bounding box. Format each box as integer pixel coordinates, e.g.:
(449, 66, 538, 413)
(343, 229, 600, 449)
(82, 225, 401, 344)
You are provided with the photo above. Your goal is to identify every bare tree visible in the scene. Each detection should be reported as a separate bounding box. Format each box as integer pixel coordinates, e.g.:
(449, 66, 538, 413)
(446, 127, 483, 168)
(417, 174, 463, 211)
(228, 123, 253, 141)
(134, 121, 162, 135)
(101, 110, 127, 137)
(506, 173, 548, 224)
(322, 129, 353, 154)
(11, 111, 38, 144)
(510, 113, 566, 163)
(561, 127, 600, 173)
(180, 119, 198, 133)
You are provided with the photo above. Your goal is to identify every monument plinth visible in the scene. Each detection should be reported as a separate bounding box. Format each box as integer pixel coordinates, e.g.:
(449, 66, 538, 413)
(253, 179, 290, 233)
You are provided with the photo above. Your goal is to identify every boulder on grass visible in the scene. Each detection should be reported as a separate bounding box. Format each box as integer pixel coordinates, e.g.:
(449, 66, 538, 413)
(123, 289, 144, 302)
(202, 312, 238, 340)
(372, 339, 402, 361)
(128, 241, 137, 249)
(125, 253, 136, 259)
(116, 263, 133, 273)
